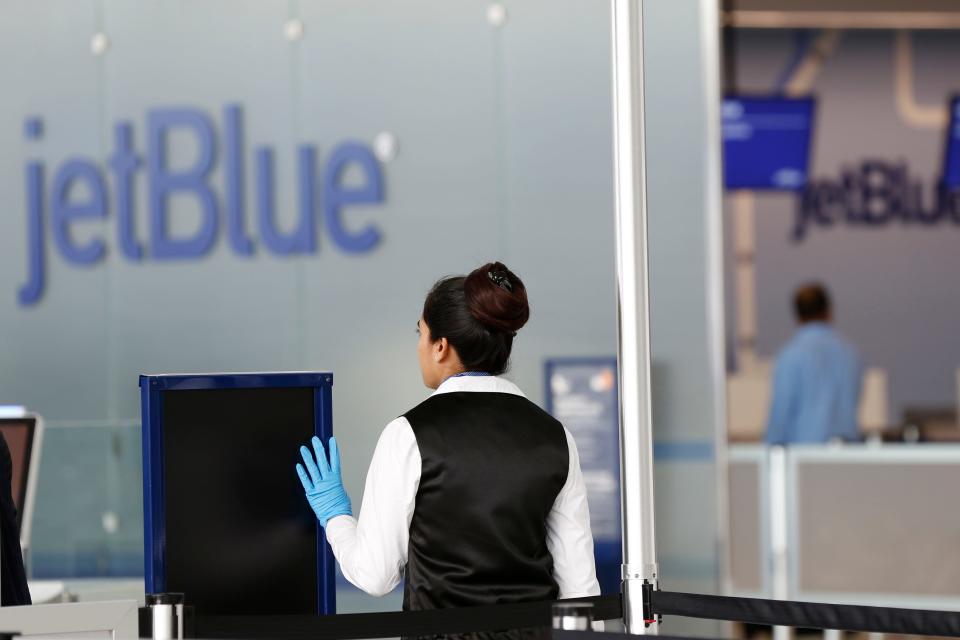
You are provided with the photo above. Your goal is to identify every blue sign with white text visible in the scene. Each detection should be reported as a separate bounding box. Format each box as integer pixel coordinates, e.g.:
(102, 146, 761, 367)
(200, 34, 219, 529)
(942, 96, 960, 189)
(18, 105, 385, 307)
(723, 96, 816, 191)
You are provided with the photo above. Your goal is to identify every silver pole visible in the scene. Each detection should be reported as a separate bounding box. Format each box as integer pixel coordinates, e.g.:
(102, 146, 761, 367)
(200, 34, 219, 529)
(770, 447, 793, 640)
(610, 0, 659, 634)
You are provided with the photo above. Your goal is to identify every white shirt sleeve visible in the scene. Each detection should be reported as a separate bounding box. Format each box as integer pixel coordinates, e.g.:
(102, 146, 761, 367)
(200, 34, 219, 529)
(546, 426, 601, 599)
(324, 417, 421, 596)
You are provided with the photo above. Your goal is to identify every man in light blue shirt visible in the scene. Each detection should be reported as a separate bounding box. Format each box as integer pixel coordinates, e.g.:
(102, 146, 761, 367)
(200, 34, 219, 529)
(765, 283, 864, 445)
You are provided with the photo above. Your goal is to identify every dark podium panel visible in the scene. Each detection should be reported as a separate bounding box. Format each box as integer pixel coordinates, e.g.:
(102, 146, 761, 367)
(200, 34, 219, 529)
(140, 373, 335, 615)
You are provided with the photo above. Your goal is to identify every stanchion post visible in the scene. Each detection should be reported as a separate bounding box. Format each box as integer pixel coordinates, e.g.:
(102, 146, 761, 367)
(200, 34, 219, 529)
(610, 0, 660, 634)
(769, 447, 793, 640)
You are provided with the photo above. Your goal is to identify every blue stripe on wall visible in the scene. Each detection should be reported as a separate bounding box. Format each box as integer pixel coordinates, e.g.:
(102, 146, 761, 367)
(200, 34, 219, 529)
(653, 441, 714, 461)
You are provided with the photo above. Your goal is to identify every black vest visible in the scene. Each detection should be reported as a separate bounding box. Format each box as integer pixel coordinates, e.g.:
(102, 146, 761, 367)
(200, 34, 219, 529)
(402, 391, 569, 612)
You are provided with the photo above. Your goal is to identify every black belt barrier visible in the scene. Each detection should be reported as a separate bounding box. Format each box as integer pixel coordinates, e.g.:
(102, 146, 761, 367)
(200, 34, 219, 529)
(187, 589, 960, 639)
(553, 632, 702, 640)
(193, 595, 622, 639)
(651, 590, 960, 637)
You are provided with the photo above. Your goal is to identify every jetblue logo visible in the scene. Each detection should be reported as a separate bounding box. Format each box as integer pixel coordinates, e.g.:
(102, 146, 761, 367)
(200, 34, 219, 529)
(18, 104, 385, 306)
(793, 159, 960, 241)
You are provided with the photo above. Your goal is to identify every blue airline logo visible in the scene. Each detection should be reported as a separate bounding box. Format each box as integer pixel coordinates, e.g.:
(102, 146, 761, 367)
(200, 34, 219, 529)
(793, 159, 960, 241)
(18, 104, 385, 306)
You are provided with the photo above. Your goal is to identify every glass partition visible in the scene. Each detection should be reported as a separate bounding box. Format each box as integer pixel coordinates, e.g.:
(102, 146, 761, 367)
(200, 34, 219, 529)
(29, 422, 143, 580)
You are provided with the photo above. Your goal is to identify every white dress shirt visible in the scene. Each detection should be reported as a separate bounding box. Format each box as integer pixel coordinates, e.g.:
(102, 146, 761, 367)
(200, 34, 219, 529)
(325, 375, 601, 599)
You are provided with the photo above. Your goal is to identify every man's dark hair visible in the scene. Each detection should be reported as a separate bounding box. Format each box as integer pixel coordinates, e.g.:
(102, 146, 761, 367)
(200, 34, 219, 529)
(794, 283, 831, 323)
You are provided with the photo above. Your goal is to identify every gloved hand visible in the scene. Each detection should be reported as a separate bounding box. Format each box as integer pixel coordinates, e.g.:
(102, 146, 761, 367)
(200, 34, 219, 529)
(296, 436, 352, 527)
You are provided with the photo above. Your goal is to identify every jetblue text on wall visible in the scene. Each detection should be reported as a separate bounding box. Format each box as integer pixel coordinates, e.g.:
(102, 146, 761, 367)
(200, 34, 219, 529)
(792, 159, 960, 241)
(19, 104, 385, 306)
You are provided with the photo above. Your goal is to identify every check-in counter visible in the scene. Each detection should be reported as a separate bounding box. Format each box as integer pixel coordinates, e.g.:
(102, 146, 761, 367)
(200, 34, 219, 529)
(726, 368, 889, 442)
(728, 445, 769, 598)
(728, 444, 960, 610)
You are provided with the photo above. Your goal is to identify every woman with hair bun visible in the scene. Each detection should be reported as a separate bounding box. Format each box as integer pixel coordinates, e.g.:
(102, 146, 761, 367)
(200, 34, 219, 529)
(296, 262, 600, 617)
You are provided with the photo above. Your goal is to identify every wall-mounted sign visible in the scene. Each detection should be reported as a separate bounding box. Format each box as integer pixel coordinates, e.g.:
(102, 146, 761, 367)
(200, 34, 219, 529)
(18, 105, 385, 307)
(545, 358, 620, 540)
(545, 358, 621, 593)
(722, 96, 816, 191)
(941, 96, 960, 189)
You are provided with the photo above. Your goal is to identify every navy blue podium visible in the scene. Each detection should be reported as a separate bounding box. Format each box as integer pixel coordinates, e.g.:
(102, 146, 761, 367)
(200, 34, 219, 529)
(139, 372, 336, 615)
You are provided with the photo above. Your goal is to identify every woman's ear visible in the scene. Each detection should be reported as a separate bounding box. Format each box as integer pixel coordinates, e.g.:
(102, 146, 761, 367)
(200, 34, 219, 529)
(433, 336, 449, 363)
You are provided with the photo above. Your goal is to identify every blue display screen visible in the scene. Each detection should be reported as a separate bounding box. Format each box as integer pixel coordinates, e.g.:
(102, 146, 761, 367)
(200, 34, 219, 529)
(722, 96, 816, 191)
(942, 96, 960, 188)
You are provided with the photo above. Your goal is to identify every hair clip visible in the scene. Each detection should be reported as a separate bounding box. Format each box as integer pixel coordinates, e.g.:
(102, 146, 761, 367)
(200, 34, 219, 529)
(487, 271, 513, 292)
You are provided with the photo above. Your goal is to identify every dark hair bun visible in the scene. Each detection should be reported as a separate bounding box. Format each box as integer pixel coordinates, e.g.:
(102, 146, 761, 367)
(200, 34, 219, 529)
(463, 262, 529, 334)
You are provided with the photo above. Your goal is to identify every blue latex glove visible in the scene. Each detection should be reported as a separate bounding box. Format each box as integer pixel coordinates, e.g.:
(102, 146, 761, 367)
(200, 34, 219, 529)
(296, 436, 352, 527)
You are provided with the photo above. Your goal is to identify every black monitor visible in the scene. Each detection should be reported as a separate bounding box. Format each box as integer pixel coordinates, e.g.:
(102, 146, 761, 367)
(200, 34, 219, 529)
(0, 416, 38, 534)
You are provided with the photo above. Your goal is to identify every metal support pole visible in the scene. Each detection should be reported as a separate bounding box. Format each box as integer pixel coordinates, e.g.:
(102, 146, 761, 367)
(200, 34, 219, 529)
(610, 0, 659, 634)
(770, 447, 793, 640)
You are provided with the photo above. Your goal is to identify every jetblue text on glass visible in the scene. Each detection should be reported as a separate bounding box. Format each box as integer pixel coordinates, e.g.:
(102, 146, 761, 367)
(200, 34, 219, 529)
(19, 104, 385, 306)
(792, 159, 960, 241)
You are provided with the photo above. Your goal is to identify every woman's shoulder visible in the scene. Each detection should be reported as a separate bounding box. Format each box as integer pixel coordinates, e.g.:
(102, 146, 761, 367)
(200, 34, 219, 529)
(377, 415, 416, 448)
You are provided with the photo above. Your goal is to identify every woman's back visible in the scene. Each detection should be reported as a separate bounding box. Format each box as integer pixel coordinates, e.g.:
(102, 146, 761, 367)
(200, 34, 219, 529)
(403, 387, 569, 610)
(296, 262, 599, 620)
